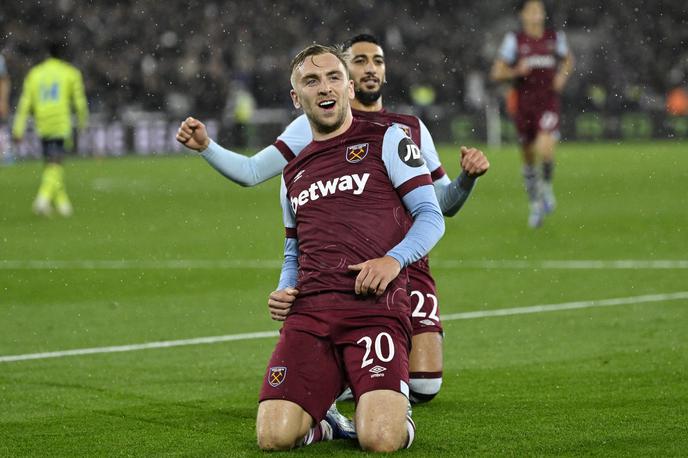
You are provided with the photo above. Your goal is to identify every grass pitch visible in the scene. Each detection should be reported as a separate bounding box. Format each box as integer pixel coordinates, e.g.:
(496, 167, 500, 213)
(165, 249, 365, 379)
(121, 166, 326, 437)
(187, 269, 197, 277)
(1, 141, 686, 456)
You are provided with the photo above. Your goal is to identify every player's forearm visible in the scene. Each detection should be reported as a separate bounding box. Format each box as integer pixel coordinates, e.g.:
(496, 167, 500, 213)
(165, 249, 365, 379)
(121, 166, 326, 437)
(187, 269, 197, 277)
(201, 140, 286, 187)
(277, 237, 299, 290)
(387, 186, 445, 268)
(556, 54, 574, 87)
(11, 96, 30, 138)
(491, 61, 517, 82)
(434, 171, 477, 217)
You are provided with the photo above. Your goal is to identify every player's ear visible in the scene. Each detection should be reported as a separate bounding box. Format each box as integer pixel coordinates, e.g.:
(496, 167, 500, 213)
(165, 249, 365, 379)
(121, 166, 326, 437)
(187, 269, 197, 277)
(347, 79, 355, 101)
(290, 89, 301, 109)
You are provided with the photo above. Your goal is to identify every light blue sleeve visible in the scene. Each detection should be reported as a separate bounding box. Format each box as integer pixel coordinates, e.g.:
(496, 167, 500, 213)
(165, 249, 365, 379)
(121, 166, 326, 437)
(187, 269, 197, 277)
(386, 186, 445, 268)
(381, 125, 432, 188)
(434, 172, 478, 217)
(276, 114, 313, 157)
(381, 125, 444, 267)
(0, 55, 7, 77)
(556, 31, 569, 57)
(498, 32, 517, 64)
(277, 176, 299, 290)
(201, 140, 286, 187)
(418, 118, 443, 178)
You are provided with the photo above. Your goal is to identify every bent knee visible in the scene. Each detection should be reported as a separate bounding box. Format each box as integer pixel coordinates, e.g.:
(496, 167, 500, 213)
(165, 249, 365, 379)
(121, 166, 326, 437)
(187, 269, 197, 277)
(256, 421, 302, 451)
(409, 374, 442, 404)
(358, 429, 406, 453)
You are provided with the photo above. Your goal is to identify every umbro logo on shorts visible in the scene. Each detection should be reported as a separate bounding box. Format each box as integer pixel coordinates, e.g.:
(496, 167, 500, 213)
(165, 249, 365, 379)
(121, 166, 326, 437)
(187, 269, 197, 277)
(269, 366, 287, 387)
(369, 365, 386, 378)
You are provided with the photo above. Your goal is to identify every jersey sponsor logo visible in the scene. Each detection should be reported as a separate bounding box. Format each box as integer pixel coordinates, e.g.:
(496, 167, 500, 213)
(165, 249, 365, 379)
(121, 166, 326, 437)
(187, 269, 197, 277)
(345, 143, 369, 163)
(268, 366, 287, 387)
(290, 173, 370, 214)
(394, 123, 412, 138)
(525, 54, 556, 69)
(398, 137, 425, 167)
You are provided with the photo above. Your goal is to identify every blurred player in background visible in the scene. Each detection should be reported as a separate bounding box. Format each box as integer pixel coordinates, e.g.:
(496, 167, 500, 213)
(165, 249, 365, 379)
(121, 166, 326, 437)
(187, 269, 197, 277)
(177, 34, 489, 405)
(12, 40, 89, 217)
(0, 51, 11, 164)
(491, 0, 573, 228)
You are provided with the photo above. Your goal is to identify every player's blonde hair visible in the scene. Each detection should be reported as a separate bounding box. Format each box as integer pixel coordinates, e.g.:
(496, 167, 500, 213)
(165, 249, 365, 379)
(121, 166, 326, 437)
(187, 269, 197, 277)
(289, 44, 350, 87)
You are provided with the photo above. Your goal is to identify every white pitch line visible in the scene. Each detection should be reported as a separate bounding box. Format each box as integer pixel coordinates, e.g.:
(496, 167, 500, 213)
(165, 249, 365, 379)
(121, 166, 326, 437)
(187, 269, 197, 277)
(1, 259, 687, 270)
(2, 291, 687, 364)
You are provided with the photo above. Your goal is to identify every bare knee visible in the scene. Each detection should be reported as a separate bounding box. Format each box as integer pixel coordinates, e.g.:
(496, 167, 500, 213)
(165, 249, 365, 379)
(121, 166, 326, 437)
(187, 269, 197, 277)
(256, 400, 311, 451)
(356, 390, 408, 452)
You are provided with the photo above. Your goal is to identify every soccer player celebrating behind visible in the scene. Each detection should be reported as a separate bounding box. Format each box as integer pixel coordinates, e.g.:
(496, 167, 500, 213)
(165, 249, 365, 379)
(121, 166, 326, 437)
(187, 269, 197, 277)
(12, 40, 89, 217)
(256, 44, 443, 452)
(491, 0, 573, 228)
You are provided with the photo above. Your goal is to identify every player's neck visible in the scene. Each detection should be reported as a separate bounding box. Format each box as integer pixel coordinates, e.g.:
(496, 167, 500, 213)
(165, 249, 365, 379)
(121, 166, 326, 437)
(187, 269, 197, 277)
(311, 109, 354, 141)
(524, 24, 544, 38)
(351, 98, 383, 113)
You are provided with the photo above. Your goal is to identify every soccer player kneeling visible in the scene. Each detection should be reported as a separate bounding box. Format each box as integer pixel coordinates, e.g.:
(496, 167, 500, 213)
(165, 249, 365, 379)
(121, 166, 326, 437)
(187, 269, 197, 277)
(255, 45, 444, 452)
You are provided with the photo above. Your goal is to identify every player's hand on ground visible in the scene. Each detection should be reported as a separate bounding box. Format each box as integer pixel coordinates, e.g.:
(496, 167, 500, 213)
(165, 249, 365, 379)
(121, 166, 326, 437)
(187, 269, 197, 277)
(460, 146, 490, 177)
(348, 256, 401, 296)
(268, 287, 299, 321)
(176, 117, 210, 152)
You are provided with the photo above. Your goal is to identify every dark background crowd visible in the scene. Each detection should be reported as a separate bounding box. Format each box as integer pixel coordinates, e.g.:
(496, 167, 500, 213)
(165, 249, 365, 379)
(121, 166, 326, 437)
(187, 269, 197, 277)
(2, 0, 687, 136)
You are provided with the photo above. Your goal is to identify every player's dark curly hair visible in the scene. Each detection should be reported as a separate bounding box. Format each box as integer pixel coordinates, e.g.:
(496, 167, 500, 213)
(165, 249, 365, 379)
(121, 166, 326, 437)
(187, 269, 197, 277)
(343, 33, 381, 50)
(289, 44, 349, 86)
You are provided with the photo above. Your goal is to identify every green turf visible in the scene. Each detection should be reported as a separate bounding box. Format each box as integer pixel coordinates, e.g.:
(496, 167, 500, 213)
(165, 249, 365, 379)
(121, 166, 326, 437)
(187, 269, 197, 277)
(1, 141, 686, 456)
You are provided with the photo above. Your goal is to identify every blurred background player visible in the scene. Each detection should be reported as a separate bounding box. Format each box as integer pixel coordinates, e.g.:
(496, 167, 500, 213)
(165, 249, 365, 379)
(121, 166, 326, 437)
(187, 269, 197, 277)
(0, 51, 11, 164)
(177, 34, 489, 405)
(491, 0, 573, 228)
(12, 39, 89, 217)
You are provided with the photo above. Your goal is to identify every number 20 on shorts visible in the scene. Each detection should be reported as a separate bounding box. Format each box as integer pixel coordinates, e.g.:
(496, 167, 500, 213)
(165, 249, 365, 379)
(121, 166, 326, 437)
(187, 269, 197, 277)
(357, 332, 395, 369)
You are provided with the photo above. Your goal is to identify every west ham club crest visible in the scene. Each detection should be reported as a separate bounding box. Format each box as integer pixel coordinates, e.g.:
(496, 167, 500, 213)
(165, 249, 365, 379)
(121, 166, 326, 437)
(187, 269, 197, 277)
(268, 366, 287, 387)
(345, 143, 369, 163)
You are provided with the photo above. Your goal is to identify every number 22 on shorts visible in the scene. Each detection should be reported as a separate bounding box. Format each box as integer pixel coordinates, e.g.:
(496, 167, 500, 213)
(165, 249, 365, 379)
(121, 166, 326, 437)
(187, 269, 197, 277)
(410, 291, 439, 322)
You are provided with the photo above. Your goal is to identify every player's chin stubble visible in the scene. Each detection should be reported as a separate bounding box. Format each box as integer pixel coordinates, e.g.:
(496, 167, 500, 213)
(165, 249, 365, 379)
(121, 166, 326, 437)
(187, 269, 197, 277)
(310, 102, 348, 135)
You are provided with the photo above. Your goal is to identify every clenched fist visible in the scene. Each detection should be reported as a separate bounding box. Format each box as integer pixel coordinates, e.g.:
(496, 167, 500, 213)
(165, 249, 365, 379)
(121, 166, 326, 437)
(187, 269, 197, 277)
(460, 146, 490, 178)
(176, 116, 210, 152)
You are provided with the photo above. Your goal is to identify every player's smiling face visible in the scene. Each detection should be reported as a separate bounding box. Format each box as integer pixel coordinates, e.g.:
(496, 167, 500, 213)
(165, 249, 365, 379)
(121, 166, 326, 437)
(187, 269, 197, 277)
(346, 41, 386, 106)
(291, 53, 354, 135)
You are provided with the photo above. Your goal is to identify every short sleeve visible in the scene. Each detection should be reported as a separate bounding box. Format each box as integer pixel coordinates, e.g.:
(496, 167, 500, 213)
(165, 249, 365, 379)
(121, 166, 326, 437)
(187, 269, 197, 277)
(274, 114, 313, 162)
(498, 32, 518, 64)
(381, 125, 433, 198)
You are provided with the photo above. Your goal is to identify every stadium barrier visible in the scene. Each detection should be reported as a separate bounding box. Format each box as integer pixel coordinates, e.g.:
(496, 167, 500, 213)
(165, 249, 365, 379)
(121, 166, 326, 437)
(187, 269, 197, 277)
(3, 110, 685, 160)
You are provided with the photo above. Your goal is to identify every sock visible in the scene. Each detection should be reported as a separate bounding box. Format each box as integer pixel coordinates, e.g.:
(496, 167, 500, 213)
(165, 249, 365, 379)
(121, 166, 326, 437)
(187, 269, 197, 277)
(37, 164, 59, 202)
(52, 165, 71, 208)
(522, 164, 541, 204)
(404, 415, 416, 449)
(542, 160, 554, 183)
(409, 371, 443, 404)
(300, 420, 333, 446)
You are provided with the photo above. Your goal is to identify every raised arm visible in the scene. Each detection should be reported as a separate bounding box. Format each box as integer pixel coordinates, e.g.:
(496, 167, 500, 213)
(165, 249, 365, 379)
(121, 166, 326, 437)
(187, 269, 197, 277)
(417, 119, 489, 216)
(176, 114, 311, 187)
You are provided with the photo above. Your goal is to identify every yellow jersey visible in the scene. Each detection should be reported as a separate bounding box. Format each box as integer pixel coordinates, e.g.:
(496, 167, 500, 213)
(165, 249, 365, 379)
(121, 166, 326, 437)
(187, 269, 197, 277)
(12, 58, 88, 140)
